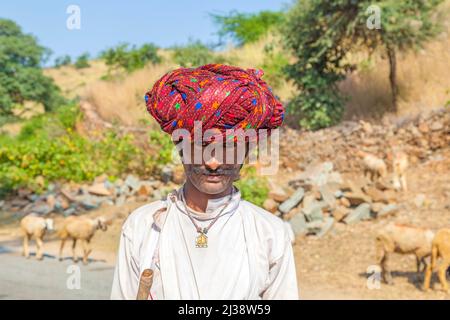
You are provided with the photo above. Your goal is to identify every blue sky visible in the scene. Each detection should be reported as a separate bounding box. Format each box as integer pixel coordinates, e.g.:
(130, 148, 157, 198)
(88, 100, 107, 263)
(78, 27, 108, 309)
(0, 1, 291, 64)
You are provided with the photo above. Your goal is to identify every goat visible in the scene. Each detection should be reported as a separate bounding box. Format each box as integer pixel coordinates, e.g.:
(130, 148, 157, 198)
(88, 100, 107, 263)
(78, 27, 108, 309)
(20, 214, 54, 260)
(58, 215, 108, 265)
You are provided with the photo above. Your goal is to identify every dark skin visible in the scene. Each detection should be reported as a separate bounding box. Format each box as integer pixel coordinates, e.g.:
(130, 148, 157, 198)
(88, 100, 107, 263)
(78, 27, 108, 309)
(178, 140, 250, 213)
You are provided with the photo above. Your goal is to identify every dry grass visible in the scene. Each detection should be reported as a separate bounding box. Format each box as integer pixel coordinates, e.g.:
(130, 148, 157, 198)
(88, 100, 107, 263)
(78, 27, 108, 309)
(44, 60, 109, 99)
(84, 60, 177, 127)
(81, 39, 295, 128)
(341, 2, 450, 121)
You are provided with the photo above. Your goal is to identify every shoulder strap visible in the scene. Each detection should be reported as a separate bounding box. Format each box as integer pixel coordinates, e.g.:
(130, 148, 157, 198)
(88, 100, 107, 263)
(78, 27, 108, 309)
(139, 190, 178, 273)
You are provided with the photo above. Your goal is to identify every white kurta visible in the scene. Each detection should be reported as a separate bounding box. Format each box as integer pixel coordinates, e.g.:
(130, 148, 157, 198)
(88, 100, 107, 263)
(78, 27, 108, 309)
(110, 185, 299, 300)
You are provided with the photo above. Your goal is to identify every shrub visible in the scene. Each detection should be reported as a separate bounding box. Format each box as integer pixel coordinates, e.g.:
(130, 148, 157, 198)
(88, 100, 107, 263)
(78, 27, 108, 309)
(100, 43, 161, 73)
(74, 52, 90, 69)
(235, 166, 269, 207)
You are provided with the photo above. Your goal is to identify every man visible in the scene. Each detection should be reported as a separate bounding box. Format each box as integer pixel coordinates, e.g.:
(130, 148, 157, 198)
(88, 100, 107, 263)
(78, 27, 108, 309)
(111, 64, 298, 300)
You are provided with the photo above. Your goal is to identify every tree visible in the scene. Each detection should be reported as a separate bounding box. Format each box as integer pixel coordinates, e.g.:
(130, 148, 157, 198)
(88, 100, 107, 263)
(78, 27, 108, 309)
(283, 0, 444, 129)
(74, 52, 90, 69)
(0, 19, 62, 115)
(54, 55, 72, 68)
(100, 43, 161, 73)
(171, 40, 230, 68)
(211, 10, 285, 46)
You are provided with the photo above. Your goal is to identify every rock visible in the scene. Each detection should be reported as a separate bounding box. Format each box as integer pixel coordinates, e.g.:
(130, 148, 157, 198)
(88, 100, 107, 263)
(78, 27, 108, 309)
(305, 220, 323, 235)
(79, 196, 100, 210)
(27, 194, 40, 202)
(94, 174, 109, 184)
(0, 200, 4, 209)
(63, 207, 76, 216)
(289, 213, 308, 236)
(115, 195, 126, 206)
(334, 190, 344, 198)
(343, 203, 371, 224)
(418, 122, 429, 133)
(278, 188, 304, 214)
(46, 194, 56, 210)
(414, 194, 426, 207)
(377, 204, 399, 217)
(339, 197, 351, 208)
(363, 186, 388, 203)
(268, 185, 289, 202)
(316, 217, 335, 238)
(87, 183, 112, 196)
(370, 202, 384, 213)
(125, 174, 140, 191)
(263, 198, 278, 213)
(302, 200, 325, 222)
(295, 162, 334, 186)
(319, 185, 336, 209)
(31, 203, 52, 215)
(137, 184, 152, 197)
(11, 199, 29, 208)
(430, 121, 443, 131)
(161, 166, 174, 184)
(375, 179, 393, 191)
(343, 192, 371, 206)
(332, 206, 350, 222)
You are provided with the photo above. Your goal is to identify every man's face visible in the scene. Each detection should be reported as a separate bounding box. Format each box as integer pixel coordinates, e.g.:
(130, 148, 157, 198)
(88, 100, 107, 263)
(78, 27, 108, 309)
(179, 140, 248, 195)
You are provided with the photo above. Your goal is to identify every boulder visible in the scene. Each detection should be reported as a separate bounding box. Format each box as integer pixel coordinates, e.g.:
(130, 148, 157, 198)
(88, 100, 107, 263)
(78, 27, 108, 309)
(332, 206, 350, 222)
(263, 198, 279, 213)
(343, 203, 371, 224)
(268, 186, 289, 203)
(302, 201, 325, 222)
(87, 183, 112, 196)
(278, 188, 304, 214)
(289, 213, 308, 236)
(343, 192, 371, 206)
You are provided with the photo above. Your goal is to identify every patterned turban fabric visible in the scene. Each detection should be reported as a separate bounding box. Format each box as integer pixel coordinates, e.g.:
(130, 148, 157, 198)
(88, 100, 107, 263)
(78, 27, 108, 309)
(144, 64, 285, 142)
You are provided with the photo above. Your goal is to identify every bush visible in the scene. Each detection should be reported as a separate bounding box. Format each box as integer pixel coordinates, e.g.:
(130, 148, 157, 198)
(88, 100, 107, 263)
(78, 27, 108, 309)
(54, 55, 72, 68)
(172, 40, 230, 68)
(235, 166, 269, 207)
(0, 104, 148, 196)
(100, 43, 161, 73)
(74, 52, 90, 69)
(259, 43, 289, 90)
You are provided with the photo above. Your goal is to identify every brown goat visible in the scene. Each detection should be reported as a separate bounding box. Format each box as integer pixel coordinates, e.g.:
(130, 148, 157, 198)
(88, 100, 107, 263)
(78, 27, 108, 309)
(376, 223, 434, 284)
(423, 229, 450, 293)
(58, 215, 108, 264)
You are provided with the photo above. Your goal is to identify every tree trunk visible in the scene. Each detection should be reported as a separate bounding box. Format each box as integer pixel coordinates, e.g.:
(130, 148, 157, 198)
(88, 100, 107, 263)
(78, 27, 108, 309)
(386, 44, 398, 112)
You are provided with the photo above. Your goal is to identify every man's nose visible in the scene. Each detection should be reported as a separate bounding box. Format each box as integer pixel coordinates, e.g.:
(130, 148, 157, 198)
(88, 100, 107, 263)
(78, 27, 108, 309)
(204, 156, 221, 171)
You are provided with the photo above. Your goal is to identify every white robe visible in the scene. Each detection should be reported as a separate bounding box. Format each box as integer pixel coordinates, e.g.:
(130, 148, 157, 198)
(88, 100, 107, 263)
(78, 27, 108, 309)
(110, 185, 299, 300)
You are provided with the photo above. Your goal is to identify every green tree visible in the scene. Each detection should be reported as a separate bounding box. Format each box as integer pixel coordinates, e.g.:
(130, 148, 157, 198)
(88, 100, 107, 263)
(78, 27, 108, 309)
(54, 55, 72, 68)
(211, 10, 285, 46)
(0, 19, 62, 115)
(283, 0, 444, 129)
(74, 52, 90, 69)
(100, 43, 161, 74)
(171, 40, 230, 68)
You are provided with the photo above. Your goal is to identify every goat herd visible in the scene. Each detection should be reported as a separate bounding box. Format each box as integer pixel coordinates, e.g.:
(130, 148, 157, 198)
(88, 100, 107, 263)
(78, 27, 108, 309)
(20, 214, 108, 265)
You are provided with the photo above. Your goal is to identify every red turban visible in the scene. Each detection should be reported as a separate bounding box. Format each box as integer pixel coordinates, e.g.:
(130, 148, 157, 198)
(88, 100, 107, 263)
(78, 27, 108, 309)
(144, 64, 284, 142)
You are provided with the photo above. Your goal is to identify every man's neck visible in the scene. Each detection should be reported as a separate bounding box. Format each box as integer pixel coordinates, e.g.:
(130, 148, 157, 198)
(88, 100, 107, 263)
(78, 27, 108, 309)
(183, 181, 233, 213)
